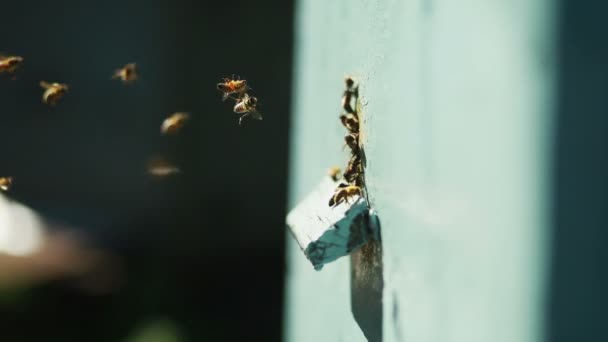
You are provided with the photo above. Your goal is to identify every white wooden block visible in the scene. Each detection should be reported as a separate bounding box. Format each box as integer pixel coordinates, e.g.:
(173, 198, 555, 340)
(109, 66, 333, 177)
(286, 177, 380, 270)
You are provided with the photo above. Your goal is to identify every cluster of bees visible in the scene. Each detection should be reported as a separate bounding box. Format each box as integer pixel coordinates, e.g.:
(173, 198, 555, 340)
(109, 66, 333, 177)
(328, 77, 366, 207)
(0, 52, 265, 190)
(0, 54, 253, 189)
(216, 77, 263, 125)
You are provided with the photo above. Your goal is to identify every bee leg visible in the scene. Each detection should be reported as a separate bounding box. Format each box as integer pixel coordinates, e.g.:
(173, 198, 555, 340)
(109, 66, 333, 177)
(227, 94, 241, 102)
(238, 113, 250, 126)
(328, 197, 335, 207)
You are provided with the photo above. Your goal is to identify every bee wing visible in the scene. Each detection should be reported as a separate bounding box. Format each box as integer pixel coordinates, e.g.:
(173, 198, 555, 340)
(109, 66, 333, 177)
(238, 114, 249, 126)
(40, 81, 51, 89)
(359, 147, 367, 168)
(249, 109, 263, 121)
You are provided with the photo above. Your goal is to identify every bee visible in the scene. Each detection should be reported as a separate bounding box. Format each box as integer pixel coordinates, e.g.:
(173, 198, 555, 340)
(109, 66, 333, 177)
(343, 154, 363, 184)
(327, 166, 341, 181)
(233, 93, 262, 125)
(341, 77, 359, 114)
(147, 158, 180, 177)
(217, 77, 249, 101)
(161, 112, 190, 135)
(112, 63, 138, 84)
(40, 81, 68, 106)
(341, 89, 355, 114)
(0, 55, 23, 77)
(0, 177, 13, 191)
(340, 113, 359, 132)
(328, 184, 362, 207)
(344, 133, 359, 152)
(345, 77, 354, 89)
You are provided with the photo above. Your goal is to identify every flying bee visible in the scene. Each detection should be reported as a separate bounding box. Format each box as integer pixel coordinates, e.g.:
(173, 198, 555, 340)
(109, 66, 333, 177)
(161, 112, 190, 135)
(147, 158, 180, 177)
(344, 133, 359, 152)
(0, 177, 13, 191)
(40, 81, 68, 106)
(233, 93, 263, 125)
(340, 113, 360, 132)
(328, 184, 362, 207)
(112, 63, 138, 84)
(217, 77, 249, 101)
(0, 55, 23, 78)
(327, 166, 342, 181)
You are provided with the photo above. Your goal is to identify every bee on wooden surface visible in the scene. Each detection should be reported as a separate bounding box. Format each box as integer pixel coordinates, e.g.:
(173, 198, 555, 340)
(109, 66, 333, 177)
(147, 158, 180, 177)
(341, 89, 355, 114)
(340, 113, 359, 132)
(344, 133, 359, 152)
(40, 81, 69, 106)
(161, 112, 190, 135)
(233, 93, 262, 125)
(0, 55, 23, 78)
(112, 63, 138, 84)
(0, 177, 13, 191)
(341, 77, 359, 114)
(328, 184, 362, 207)
(327, 166, 342, 181)
(217, 77, 249, 101)
(343, 154, 363, 184)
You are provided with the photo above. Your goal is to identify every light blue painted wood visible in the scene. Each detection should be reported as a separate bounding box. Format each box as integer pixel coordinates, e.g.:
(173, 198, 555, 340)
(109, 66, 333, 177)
(285, 0, 556, 341)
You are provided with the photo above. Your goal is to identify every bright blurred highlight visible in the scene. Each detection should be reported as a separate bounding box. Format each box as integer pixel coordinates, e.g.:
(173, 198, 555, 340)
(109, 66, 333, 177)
(0, 194, 44, 257)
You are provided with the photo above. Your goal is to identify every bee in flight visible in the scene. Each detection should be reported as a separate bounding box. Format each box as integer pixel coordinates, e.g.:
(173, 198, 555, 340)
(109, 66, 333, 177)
(112, 63, 138, 84)
(327, 166, 342, 181)
(233, 93, 263, 125)
(40, 81, 69, 106)
(328, 184, 362, 207)
(0, 55, 23, 78)
(0, 177, 13, 191)
(161, 112, 190, 135)
(217, 77, 248, 101)
(147, 157, 180, 177)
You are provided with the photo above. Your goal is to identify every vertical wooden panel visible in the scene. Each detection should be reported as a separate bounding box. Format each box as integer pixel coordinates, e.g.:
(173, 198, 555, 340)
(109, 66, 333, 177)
(286, 0, 556, 341)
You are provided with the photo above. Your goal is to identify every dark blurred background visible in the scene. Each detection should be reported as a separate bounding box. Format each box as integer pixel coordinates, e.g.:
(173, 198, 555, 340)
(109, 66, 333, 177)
(0, 0, 293, 341)
(548, 0, 608, 341)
